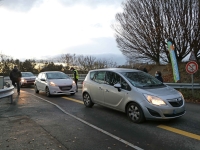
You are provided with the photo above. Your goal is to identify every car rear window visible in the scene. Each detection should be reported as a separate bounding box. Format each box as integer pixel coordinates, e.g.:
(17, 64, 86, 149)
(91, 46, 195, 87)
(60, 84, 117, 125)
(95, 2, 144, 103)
(22, 72, 34, 77)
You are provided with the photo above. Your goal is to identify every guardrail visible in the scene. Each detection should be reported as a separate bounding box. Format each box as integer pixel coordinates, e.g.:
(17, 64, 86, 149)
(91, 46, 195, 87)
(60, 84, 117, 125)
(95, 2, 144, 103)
(68, 74, 200, 89)
(165, 83, 200, 89)
(4, 75, 200, 89)
(0, 76, 14, 103)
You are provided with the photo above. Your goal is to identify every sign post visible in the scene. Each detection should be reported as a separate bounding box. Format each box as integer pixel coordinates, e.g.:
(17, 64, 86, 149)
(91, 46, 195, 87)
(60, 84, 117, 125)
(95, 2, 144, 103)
(185, 61, 198, 96)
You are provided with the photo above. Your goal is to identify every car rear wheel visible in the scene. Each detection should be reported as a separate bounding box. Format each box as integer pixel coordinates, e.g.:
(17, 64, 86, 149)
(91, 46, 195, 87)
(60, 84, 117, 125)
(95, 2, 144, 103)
(34, 85, 39, 93)
(46, 87, 51, 97)
(126, 102, 145, 123)
(83, 92, 94, 107)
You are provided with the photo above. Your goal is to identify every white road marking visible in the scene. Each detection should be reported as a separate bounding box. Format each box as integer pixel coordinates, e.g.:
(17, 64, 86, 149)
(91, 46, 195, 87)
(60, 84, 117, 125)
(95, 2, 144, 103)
(27, 92, 143, 150)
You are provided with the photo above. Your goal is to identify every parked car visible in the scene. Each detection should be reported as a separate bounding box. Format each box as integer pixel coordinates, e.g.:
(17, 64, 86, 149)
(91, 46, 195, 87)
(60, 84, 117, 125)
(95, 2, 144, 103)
(82, 68, 186, 123)
(20, 72, 36, 87)
(34, 71, 76, 97)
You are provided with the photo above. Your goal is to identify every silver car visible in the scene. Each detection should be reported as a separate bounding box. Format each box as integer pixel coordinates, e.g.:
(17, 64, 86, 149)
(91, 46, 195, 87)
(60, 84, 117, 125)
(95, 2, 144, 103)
(34, 71, 76, 96)
(20, 72, 36, 87)
(82, 68, 186, 123)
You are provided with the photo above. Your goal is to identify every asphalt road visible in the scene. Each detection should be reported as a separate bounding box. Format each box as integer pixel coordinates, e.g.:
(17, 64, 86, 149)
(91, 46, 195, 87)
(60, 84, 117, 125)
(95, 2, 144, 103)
(21, 86, 200, 150)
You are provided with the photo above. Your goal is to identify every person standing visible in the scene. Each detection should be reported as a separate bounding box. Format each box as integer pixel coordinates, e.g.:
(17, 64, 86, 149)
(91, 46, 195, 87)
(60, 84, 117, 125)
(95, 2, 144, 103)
(9, 66, 22, 95)
(155, 71, 163, 83)
(70, 67, 79, 92)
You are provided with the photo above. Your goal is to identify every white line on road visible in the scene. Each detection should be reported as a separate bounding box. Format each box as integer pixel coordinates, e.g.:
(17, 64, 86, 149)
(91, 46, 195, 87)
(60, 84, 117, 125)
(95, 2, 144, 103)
(28, 92, 143, 150)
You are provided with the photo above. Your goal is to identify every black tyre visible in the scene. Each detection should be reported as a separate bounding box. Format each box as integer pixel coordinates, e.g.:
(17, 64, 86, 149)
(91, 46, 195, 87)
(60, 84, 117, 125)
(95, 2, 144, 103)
(70, 93, 75, 96)
(83, 92, 94, 107)
(46, 87, 51, 97)
(34, 85, 39, 93)
(126, 102, 145, 123)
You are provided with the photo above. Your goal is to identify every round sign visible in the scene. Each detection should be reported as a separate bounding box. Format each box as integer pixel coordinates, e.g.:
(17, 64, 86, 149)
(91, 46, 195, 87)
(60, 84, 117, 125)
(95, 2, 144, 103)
(186, 61, 198, 74)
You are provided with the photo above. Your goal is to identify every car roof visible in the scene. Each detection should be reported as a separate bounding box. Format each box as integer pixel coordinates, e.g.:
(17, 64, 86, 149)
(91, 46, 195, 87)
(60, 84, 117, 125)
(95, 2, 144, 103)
(21, 72, 33, 73)
(89, 68, 141, 73)
(40, 71, 64, 73)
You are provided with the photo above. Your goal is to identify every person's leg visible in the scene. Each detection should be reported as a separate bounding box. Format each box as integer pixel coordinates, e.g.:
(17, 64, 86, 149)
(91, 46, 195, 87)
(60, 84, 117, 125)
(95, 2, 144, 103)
(12, 80, 16, 87)
(75, 79, 78, 92)
(16, 81, 20, 95)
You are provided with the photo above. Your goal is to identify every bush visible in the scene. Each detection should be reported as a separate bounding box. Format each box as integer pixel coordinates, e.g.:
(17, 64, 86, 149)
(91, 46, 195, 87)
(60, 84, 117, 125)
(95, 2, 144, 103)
(177, 89, 200, 102)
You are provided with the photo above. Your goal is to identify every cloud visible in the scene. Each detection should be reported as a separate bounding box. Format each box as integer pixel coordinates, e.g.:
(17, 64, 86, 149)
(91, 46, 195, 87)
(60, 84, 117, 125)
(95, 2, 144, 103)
(58, 0, 124, 8)
(0, 0, 126, 65)
(0, 0, 43, 12)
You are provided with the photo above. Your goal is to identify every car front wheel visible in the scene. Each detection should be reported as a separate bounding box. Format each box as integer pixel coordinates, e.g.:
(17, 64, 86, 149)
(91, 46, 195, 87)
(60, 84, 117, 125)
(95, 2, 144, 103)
(46, 87, 51, 97)
(126, 102, 145, 123)
(83, 92, 94, 107)
(35, 85, 39, 93)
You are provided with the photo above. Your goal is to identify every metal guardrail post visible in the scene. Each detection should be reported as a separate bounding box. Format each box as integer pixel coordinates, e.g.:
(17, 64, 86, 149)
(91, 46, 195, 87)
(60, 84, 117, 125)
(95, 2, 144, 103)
(0, 76, 4, 89)
(0, 76, 15, 104)
(10, 95, 13, 104)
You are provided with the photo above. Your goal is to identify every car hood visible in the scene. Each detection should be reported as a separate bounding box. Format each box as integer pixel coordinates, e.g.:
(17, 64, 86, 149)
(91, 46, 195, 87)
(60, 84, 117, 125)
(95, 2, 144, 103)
(137, 85, 179, 97)
(49, 79, 73, 86)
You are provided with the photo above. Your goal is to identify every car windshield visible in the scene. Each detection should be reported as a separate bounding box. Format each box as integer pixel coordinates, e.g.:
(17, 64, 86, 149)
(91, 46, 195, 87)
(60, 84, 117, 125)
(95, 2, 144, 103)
(46, 72, 70, 79)
(22, 72, 34, 77)
(120, 71, 163, 88)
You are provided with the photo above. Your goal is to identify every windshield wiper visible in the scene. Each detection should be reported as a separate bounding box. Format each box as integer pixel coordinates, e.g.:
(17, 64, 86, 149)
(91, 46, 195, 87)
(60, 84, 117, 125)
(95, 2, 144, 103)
(142, 83, 164, 87)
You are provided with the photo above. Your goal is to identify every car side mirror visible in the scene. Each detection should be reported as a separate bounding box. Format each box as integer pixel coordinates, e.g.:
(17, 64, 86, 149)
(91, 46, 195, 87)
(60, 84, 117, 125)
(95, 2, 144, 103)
(114, 83, 121, 92)
(41, 78, 46, 81)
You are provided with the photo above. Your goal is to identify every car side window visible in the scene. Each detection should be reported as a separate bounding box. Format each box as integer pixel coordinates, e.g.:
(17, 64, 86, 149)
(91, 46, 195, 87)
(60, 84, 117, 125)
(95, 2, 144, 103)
(121, 77, 131, 91)
(105, 71, 131, 91)
(90, 71, 95, 80)
(93, 71, 106, 84)
(105, 71, 120, 86)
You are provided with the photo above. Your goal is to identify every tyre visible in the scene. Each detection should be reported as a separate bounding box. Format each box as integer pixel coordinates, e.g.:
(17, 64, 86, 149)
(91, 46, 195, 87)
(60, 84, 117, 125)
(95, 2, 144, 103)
(34, 85, 39, 93)
(83, 92, 94, 107)
(46, 87, 51, 97)
(126, 102, 145, 123)
(70, 93, 75, 96)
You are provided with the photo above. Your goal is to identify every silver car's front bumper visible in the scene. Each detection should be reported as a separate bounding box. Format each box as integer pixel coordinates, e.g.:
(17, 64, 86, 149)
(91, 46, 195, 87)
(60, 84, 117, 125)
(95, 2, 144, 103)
(142, 102, 186, 120)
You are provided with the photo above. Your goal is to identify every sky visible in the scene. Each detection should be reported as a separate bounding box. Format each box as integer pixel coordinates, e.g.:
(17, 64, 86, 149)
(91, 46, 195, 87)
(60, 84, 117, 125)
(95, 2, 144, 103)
(0, 0, 127, 65)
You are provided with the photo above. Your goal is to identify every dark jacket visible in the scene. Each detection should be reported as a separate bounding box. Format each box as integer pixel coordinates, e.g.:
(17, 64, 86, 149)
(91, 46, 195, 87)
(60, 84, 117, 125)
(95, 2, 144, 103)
(9, 68, 22, 82)
(155, 75, 163, 83)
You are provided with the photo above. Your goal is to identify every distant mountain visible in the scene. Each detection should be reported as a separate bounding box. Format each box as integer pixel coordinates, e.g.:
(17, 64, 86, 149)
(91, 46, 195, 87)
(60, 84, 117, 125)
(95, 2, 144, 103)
(91, 53, 127, 65)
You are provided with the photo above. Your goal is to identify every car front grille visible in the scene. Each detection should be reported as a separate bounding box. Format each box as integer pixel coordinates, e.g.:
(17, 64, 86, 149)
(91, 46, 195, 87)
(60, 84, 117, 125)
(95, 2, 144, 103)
(167, 97, 183, 107)
(27, 80, 35, 83)
(164, 110, 185, 117)
(59, 86, 72, 91)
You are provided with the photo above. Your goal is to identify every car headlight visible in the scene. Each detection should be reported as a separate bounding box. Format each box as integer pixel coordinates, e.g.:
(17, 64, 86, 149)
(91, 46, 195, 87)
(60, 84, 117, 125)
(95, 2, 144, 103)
(21, 78, 25, 82)
(49, 81, 56, 86)
(144, 94, 167, 106)
(72, 81, 76, 85)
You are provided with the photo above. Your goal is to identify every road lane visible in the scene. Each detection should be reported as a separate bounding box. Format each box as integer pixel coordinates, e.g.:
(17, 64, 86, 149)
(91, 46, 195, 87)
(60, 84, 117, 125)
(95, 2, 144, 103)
(22, 88, 200, 150)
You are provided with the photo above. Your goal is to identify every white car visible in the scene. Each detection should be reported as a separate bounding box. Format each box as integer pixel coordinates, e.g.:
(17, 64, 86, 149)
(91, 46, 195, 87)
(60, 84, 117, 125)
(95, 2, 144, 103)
(20, 72, 36, 87)
(34, 71, 76, 96)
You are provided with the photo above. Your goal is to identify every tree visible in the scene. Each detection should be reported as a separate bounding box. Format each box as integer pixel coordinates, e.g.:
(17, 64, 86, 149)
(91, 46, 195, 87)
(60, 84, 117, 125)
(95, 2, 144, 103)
(40, 62, 63, 72)
(20, 59, 36, 72)
(77, 55, 96, 71)
(113, 0, 200, 64)
(0, 53, 14, 75)
(59, 53, 77, 68)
